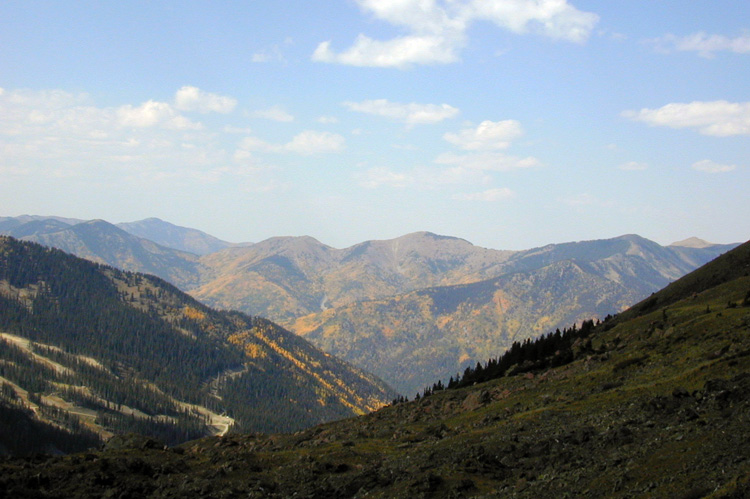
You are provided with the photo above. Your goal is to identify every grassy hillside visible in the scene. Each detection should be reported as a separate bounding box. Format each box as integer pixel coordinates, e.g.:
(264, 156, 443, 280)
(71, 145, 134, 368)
(0, 239, 747, 497)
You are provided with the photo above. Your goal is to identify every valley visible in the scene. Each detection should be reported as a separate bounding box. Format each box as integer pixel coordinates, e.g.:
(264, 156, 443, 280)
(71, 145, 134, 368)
(1, 235, 748, 497)
(1, 215, 737, 394)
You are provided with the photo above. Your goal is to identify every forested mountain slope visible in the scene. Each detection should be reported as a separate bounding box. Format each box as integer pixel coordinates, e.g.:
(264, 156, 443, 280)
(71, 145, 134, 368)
(2, 239, 748, 497)
(0, 237, 395, 454)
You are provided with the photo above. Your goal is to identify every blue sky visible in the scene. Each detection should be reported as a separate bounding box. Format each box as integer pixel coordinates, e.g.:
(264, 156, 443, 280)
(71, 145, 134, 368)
(1, 1, 748, 250)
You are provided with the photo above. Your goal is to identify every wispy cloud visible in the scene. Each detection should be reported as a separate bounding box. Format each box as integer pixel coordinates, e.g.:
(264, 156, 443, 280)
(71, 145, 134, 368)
(174, 86, 237, 114)
(284, 130, 345, 155)
(435, 151, 539, 171)
(357, 165, 491, 189)
(437, 119, 538, 171)
(691, 159, 736, 174)
(117, 100, 201, 129)
(649, 32, 750, 58)
(344, 99, 459, 125)
(623, 100, 750, 137)
(444, 120, 523, 150)
(313, 0, 598, 68)
(317, 116, 339, 124)
(236, 130, 345, 156)
(252, 106, 295, 122)
(251, 38, 293, 63)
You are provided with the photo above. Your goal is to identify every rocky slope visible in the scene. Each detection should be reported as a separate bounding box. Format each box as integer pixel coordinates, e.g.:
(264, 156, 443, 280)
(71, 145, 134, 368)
(1, 239, 748, 497)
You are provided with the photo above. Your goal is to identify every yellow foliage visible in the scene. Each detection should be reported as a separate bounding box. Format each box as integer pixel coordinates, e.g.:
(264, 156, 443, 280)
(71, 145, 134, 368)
(227, 331, 268, 359)
(436, 316, 452, 329)
(227, 331, 250, 346)
(183, 306, 207, 322)
(243, 343, 267, 359)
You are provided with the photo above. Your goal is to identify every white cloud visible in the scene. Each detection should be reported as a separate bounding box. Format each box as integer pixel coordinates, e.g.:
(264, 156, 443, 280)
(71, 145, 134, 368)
(344, 99, 459, 124)
(117, 100, 201, 129)
(618, 161, 648, 171)
(314, 0, 598, 68)
(234, 130, 346, 160)
(252, 106, 295, 122)
(0, 87, 235, 181)
(650, 32, 750, 58)
(435, 151, 539, 171)
(623, 101, 750, 136)
(464, 0, 598, 42)
(284, 130, 345, 155)
(174, 86, 237, 114)
(313, 34, 464, 68)
(691, 159, 736, 174)
(452, 187, 514, 201)
(0, 88, 201, 135)
(235, 130, 346, 156)
(443, 120, 523, 150)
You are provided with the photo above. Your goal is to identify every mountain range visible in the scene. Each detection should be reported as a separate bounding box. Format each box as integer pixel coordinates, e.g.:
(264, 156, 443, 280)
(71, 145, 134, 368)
(1, 237, 748, 497)
(0, 236, 395, 453)
(0, 215, 738, 394)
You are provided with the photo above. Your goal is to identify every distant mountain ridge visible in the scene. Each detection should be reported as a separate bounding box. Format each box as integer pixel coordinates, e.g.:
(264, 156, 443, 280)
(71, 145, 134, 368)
(190, 231, 737, 393)
(2, 219, 205, 289)
(291, 234, 738, 393)
(192, 231, 518, 324)
(0, 215, 740, 394)
(115, 217, 244, 255)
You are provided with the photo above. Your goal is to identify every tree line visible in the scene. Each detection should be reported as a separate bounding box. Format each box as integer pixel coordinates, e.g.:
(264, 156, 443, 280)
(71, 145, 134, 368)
(394, 317, 602, 403)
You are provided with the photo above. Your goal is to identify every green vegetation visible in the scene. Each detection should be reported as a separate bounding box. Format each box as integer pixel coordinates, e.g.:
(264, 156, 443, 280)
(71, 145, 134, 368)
(2, 237, 746, 497)
(0, 236, 395, 454)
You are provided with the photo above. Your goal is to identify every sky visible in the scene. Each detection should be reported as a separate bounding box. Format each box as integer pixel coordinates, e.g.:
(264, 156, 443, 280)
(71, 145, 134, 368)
(1, 1, 748, 250)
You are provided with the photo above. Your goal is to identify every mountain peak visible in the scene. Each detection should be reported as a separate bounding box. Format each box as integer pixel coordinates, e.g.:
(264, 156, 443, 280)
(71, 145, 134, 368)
(116, 218, 234, 255)
(670, 237, 715, 249)
(399, 231, 469, 243)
